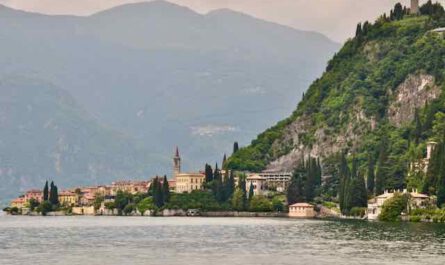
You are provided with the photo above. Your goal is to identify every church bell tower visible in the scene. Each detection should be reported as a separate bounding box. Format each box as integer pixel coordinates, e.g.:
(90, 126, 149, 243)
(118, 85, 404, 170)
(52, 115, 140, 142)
(173, 146, 181, 178)
(411, 0, 420, 15)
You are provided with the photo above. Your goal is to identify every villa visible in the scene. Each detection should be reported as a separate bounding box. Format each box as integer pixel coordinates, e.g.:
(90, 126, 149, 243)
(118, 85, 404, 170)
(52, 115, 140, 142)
(288, 203, 315, 218)
(367, 189, 430, 220)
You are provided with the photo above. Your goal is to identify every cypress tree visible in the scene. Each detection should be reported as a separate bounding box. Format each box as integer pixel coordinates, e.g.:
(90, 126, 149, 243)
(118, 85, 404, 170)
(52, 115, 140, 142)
(355, 23, 362, 37)
(248, 182, 254, 200)
(225, 171, 235, 200)
(375, 138, 389, 195)
(239, 178, 247, 210)
(233, 142, 239, 154)
(204, 164, 214, 183)
(339, 152, 351, 214)
(49, 181, 55, 204)
(367, 154, 376, 195)
(222, 154, 227, 168)
(287, 170, 304, 205)
(413, 108, 422, 144)
(43, 181, 49, 201)
(304, 158, 316, 202)
(214, 163, 221, 181)
(162, 175, 170, 203)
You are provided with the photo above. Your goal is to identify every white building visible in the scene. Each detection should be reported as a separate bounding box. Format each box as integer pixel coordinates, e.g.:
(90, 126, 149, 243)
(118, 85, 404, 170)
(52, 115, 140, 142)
(246, 174, 268, 196)
(367, 189, 429, 220)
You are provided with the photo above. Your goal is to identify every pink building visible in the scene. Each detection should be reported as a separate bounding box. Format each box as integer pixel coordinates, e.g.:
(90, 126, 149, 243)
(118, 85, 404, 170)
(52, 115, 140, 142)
(24, 189, 43, 203)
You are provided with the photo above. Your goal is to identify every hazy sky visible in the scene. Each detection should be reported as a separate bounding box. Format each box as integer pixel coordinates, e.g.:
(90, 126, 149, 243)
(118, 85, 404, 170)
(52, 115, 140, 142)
(0, 0, 443, 42)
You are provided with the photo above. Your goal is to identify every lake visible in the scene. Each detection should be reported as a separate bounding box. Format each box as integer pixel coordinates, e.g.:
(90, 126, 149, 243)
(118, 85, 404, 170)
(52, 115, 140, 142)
(0, 216, 444, 265)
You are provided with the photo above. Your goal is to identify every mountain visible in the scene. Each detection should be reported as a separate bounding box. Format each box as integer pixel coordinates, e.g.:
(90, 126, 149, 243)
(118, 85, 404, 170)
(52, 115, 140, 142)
(0, 1, 339, 177)
(0, 76, 169, 206)
(227, 3, 445, 194)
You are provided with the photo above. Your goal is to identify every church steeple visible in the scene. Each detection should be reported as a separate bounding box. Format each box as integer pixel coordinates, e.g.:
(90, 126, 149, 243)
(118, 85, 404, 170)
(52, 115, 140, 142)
(173, 146, 181, 178)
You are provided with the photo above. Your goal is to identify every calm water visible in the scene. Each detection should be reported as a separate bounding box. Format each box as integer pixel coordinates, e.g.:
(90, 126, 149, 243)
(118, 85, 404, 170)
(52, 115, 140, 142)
(0, 216, 444, 265)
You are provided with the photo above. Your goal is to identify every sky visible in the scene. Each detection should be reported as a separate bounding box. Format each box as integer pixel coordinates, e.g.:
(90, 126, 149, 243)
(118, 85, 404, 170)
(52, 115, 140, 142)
(0, 0, 443, 42)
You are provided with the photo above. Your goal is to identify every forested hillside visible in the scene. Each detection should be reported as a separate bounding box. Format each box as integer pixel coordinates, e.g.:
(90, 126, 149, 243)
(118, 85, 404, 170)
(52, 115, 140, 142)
(227, 1, 445, 207)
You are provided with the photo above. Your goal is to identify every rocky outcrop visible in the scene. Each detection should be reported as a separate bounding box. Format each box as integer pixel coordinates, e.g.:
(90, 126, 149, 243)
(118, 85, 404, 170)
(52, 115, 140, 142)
(266, 108, 375, 171)
(388, 74, 441, 127)
(264, 73, 441, 172)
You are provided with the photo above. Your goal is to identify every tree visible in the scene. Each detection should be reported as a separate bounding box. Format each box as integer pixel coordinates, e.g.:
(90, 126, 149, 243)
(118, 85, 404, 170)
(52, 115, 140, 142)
(233, 142, 239, 154)
(349, 159, 368, 209)
(49, 181, 59, 205)
(339, 155, 367, 215)
(204, 164, 214, 183)
(248, 182, 254, 200)
(367, 154, 375, 195)
(379, 193, 409, 221)
(115, 190, 132, 215)
(231, 189, 245, 211)
(93, 195, 104, 211)
(28, 198, 40, 211)
(287, 174, 304, 205)
(224, 171, 235, 201)
(249, 196, 272, 212)
(272, 197, 284, 212)
(375, 138, 389, 195)
(137, 197, 154, 216)
(151, 177, 164, 208)
(222, 154, 227, 168)
(162, 175, 170, 203)
(123, 203, 136, 216)
(37, 201, 52, 216)
(43, 181, 49, 201)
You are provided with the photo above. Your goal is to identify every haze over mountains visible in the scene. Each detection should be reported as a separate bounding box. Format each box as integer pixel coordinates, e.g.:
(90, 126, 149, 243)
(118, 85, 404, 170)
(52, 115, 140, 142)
(0, 0, 339, 204)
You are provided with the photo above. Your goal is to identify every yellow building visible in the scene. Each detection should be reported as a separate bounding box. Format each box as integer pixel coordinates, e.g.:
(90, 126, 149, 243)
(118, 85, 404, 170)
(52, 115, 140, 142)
(10, 197, 26, 209)
(173, 147, 205, 193)
(58, 191, 78, 206)
(288, 203, 315, 218)
(175, 173, 205, 193)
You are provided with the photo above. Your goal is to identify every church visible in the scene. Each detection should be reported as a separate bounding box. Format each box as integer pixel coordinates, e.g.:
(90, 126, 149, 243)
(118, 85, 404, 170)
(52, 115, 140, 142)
(172, 147, 206, 193)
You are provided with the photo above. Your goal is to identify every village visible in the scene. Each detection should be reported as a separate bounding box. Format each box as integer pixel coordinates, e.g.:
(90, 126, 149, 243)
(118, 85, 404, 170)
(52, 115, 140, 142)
(5, 143, 439, 222)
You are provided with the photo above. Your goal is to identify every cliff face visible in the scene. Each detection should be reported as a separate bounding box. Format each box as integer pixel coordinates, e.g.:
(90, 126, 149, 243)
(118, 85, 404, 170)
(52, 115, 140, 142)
(388, 74, 441, 127)
(227, 12, 445, 174)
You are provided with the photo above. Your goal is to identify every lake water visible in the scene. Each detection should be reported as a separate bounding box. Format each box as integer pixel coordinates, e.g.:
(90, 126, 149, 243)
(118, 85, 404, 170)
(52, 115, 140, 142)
(0, 216, 444, 265)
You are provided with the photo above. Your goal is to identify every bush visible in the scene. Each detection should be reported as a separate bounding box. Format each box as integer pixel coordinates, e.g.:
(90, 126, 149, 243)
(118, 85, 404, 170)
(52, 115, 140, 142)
(379, 193, 409, 222)
(409, 216, 422, 222)
(350, 207, 367, 217)
(249, 196, 272, 212)
(37, 201, 53, 216)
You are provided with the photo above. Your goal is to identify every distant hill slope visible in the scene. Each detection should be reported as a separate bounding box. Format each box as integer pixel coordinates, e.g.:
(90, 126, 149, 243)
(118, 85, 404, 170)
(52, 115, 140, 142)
(0, 1, 339, 180)
(227, 3, 445, 192)
(0, 77, 169, 206)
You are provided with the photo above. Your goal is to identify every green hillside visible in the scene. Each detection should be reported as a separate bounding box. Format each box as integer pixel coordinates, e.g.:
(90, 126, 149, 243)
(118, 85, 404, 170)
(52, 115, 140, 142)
(227, 2, 445, 199)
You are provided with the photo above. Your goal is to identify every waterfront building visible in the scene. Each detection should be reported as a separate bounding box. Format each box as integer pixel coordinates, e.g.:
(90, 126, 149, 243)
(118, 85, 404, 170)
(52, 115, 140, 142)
(246, 174, 268, 196)
(288, 203, 315, 218)
(175, 173, 205, 193)
(173, 147, 205, 193)
(24, 189, 43, 203)
(59, 191, 79, 206)
(111, 180, 150, 195)
(10, 197, 26, 209)
(258, 171, 292, 192)
(367, 189, 429, 220)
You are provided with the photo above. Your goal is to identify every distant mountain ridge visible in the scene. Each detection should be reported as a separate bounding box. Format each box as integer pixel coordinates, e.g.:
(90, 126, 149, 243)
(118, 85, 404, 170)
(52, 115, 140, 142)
(0, 1, 339, 205)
